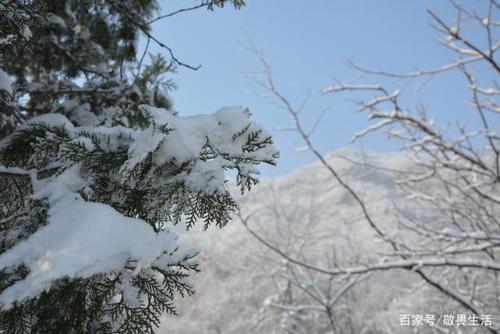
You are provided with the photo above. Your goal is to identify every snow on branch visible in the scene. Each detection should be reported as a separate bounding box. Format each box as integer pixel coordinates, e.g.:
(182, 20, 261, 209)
(0, 104, 278, 308)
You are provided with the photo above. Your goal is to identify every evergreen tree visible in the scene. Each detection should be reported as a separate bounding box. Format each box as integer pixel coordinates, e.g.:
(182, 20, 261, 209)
(0, 1, 277, 333)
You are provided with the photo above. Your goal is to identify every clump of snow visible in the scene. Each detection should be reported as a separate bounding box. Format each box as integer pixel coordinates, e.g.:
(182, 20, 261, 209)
(147, 106, 276, 166)
(46, 13, 67, 29)
(107, 105, 278, 193)
(25, 113, 75, 130)
(0, 35, 15, 46)
(181, 158, 226, 194)
(65, 101, 99, 127)
(119, 127, 166, 178)
(0, 68, 12, 96)
(22, 26, 32, 40)
(117, 271, 149, 308)
(70, 136, 95, 151)
(0, 165, 179, 308)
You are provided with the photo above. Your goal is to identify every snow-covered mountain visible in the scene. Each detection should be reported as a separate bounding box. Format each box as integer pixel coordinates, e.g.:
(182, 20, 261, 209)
(159, 150, 475, 334)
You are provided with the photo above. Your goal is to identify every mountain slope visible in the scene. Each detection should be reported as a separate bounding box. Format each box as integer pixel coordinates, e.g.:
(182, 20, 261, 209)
(159, 150, 478, 334)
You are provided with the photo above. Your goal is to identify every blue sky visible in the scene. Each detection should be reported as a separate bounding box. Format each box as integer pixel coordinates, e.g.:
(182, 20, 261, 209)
(144, 1, 496, 176)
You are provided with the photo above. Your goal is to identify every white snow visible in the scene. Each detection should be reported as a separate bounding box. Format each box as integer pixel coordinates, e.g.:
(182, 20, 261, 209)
(0, 68, 12, 95)
(66, 102, 99, 126)
(181, 158, 226, 193)
(146, 105, 276, 165)
(142, 106, 277, 193)
(118, 271, 147, 308)
(70, 136, 95, 151)
(22, 26, 32, 40)
(119, 127, 166, 178)
(0, 165, 179, 308)
(89, 105, 278, 192)
(25, 113, 75, 130)
(0, 104, 278, 308)
(46, 13, 66, 29)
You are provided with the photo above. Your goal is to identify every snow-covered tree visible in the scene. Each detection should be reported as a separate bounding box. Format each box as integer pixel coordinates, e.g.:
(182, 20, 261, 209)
(0, 1, 278, 333)
(244, 1, 500, 333)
